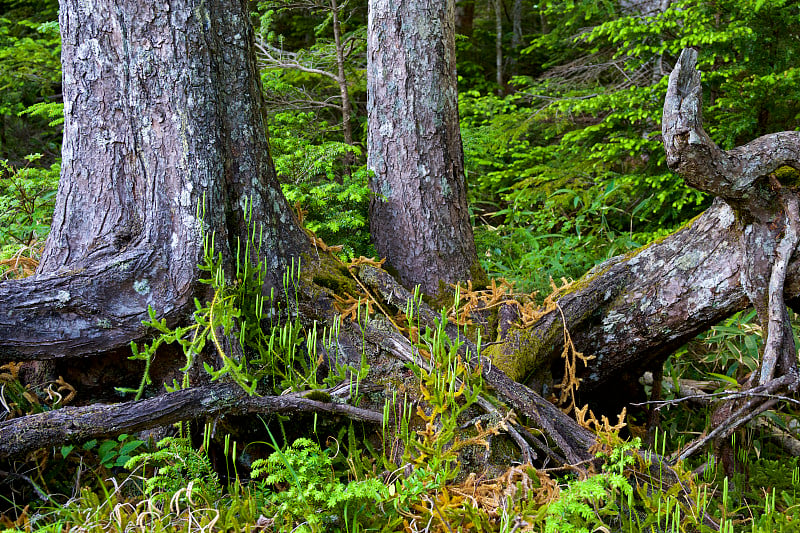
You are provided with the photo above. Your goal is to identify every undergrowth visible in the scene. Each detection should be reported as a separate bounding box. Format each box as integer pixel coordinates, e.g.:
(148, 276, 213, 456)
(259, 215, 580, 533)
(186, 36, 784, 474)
(4, 251, 800, 531)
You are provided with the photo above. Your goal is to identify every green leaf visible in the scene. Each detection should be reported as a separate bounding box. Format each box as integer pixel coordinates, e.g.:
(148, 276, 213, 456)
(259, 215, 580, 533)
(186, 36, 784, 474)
(708, 372, 739, 386)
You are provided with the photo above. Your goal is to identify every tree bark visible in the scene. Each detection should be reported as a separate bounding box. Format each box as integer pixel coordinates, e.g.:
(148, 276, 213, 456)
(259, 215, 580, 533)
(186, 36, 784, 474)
(511, 0, 523, 52)
(488, 49, 800, 419)
(494, 0, 504, 93)
(367, 0, 481, 297)
(0, 0, 309, 361)
(486, 200, 750, 394)
(455, 0, 475, 37)
(5, 1, 800, 475)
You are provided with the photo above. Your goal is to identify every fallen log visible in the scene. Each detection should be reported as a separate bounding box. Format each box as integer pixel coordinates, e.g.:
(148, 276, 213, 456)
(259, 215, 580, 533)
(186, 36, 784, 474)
(0, 381, 382, 460)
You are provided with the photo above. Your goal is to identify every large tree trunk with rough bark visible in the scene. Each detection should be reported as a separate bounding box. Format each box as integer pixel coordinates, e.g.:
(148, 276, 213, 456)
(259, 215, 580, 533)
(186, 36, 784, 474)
(367, 0, 481, 297)
(0, 0, 309, 364)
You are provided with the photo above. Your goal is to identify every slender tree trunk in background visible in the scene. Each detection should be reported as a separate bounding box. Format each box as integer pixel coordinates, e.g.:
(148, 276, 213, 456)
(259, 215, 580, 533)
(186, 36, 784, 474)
(330, 0, 354, 175)
(510, 0, 523, 77)
(455, 0, 475, 37)
(0, 0, 309, 362)
(512, 0, 523, 49)
(495, 0, 504, 93)
(367, 0, 481, 297)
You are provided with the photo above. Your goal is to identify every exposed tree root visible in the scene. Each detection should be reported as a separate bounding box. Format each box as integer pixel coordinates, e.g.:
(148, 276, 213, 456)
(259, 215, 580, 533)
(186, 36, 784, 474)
(0, 382, 382, 460)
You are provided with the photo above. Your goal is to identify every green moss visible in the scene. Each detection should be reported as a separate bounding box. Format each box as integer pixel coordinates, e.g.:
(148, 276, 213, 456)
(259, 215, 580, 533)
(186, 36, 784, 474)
(302, 252, 358, 296)
(484, 326, 550, 384)
(775, 165, 800, 187)
(558, 259, 618, 299)
(425, 280, 456, 311)
(469, 259, 490, 291)
(301, 389, 331, 402)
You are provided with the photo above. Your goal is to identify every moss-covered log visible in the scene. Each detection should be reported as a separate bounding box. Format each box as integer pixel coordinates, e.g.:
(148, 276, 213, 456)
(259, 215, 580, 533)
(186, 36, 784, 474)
(496, 49, 800, 414)
(495, 200, 749, 394)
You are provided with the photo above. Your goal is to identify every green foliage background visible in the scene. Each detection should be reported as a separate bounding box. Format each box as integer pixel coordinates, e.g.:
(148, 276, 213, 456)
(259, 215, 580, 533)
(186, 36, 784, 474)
(3, 0, 800, 530)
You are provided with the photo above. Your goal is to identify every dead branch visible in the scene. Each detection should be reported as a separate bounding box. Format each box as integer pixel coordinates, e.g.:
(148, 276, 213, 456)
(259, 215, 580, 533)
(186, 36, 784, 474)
(362, 322, 596, 465)
(0, 382, 382, 460)
(673, 374, 795, 462)
(662, 48, 800, 462)
(256, 40, 340, 81)
(761, 191, 800, 384)
(663, 48, 800, 200)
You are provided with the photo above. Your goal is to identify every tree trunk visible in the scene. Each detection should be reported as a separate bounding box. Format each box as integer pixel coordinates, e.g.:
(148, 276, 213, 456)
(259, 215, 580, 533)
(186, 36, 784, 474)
(511, 0, 523, 51)
(488, 201, 749, 396)
(495, 0, 504, 93)
(0, 0, 309, 362)
(509, 0, 523, 79)
(330, 0, 355, 175)
(367, 0, 481, 297)
(455, 0, 475, 37)
(4, 0, 799, 474)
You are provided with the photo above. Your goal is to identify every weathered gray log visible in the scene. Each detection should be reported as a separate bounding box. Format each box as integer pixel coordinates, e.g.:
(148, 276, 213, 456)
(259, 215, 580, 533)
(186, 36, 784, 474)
(0, 382, 382, 460)
(486, 200, 751, 392)
(489, 49, 800, 398)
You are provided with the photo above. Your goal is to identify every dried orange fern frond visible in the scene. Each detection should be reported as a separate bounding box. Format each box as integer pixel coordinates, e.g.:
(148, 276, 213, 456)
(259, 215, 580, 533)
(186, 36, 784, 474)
(293, 201, 307, 226)
(0, 245, 40, 279)
(579, 404, 627, 436)
(332, 293, 373, 321)
(552, 303, 596, 414)
(310, 235, 343, 254)
(346, 256, 386, 269)
(0, 362, 23, 382)
(450, 278, 529, 326)
(449, 464, 560, 522)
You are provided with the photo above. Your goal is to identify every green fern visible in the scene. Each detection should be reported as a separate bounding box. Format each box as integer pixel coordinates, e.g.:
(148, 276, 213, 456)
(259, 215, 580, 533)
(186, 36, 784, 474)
(124, 437, 220, 504)
(251, 437, 387, 532)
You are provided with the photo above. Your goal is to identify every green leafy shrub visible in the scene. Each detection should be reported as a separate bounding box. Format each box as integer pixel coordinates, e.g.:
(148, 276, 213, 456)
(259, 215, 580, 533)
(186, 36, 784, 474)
(63, 434, 145, 470)
(0, 154, 59, 251)
(0, 5, 62, 162)
(270, 111, 373, 259)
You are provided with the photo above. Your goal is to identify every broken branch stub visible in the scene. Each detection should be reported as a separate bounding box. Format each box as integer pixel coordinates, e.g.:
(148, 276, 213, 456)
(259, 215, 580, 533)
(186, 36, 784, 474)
(663, 48, 800, 200)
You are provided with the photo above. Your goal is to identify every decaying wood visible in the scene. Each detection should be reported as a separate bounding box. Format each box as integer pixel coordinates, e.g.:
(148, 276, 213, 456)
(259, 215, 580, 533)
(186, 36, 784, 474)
(0, 382, 382, 460)
(660, 48, 800, 461)
(483, 199, 750, 396)
(356, 263, 596, 463)
(662, 48, 800, 201)
(486, 50, 800, 416)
